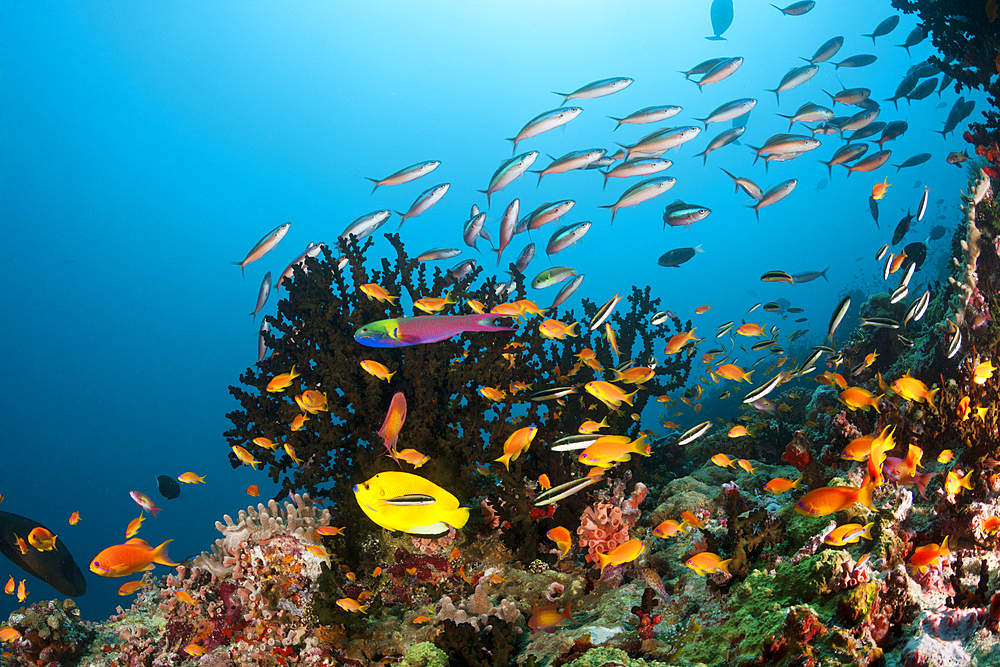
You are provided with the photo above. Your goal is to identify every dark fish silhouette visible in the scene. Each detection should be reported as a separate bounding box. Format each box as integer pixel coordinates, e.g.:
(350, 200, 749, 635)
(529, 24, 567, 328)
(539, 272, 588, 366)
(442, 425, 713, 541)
(0, 510, 87, 597)
(157, 475, 181, 500)
(707, 0, 733, 41)
(903, 241, 927, 269)
(869, 196, 880, 228)
(893, 212, 914, 245)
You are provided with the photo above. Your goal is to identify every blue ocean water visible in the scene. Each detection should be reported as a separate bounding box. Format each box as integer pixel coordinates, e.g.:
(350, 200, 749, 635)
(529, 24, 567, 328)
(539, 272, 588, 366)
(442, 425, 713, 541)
(0, 0, 984, 622)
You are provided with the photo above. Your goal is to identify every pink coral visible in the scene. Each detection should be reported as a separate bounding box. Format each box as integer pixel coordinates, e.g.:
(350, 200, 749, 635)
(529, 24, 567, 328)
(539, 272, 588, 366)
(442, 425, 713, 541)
(577, 502, 630, 565)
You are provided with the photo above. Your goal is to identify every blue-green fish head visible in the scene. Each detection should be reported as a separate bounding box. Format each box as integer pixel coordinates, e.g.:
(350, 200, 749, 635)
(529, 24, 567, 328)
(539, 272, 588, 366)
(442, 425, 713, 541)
(354, 319, 402, 347)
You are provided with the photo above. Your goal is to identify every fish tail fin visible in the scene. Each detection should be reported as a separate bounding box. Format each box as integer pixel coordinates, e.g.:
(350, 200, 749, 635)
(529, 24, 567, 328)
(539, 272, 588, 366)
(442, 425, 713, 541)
(863, 33, 875, 46)
(693, 244, 704, 253)
(747, 145, 761, 165)
(694, 149, 707, 165)
(494, 452, 513, 471)
(602, 172, 610, 191)
(152, 539, 178, 567)
(474, 315, 516, 333)
(596, 552, 612, 576)
(821, 266, 830, 281)
(608, 116, 623, 131)
(535, 171, 544, 187)
(394, 212, 407, 230)
(766, 88, 779, 103)
(550, 92, 569, 107)
(623, 390, 638, 407)
(926, 387, 939, 406)
(365, 177, 381, 194)
(792, 476, 802, 490)
(857, 481, 876, 511)
(567, 322, 580, 337)
(861, 522, 874, 540)
(634, 434, 651, 457)
(718, 558, 732, 575)
(231, 262, 246, 278)
(940, 535, 950, 555)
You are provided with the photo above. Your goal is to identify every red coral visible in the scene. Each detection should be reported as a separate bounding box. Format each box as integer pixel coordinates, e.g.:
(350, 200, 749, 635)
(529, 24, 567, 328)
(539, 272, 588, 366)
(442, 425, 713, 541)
(577, 502, 629, 565)
(781, 431, 812, 472)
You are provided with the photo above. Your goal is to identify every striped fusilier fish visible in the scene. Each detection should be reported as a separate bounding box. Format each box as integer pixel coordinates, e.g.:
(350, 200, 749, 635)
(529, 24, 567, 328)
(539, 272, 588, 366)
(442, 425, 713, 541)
(601, 157, 672, 191)
(720, 168, 763, 200)
(844, 150, 892, 178)
(277, 242, 324, 289)
(528, 200, 575, 231)
(463, 213, 487, 252)
(695, 98, 756, 128)
(416, 247, 462, 262)
(250, 272, 272, 322)
(233, 222, 290, 277)
(532, 149, 606, 185)
(621, 126, 701, 159)
(748, 135, 819, 164)
(777, 103, 833, 130)
(509, 243, 535, 277)
(892, 153, 932, 172)
(258, 321, 270, 364)
(878, 121, 908, 149)
(493, 199, 519, 267)
(695, 57, 744, 91)
(546, 222, 592, 256)
(818, 143, 869, 179)
(338, 210, 391, 252)
(694, 126, 744, 165)
(824, 87, 871, 106)
(365, 160, 440, 193)
(834, 54, 877, 69)
(601, 177, 676, 224)
(678, 57, 727, 80)
(396, 183, 450, 228)
(549, 274, 584, 311)
(553, 77, 632, 106)
(771, 1, 815, 15)
(608, 105, 682, 131)
(749, 180, 797, 221)
(804, 36, 843, 63)
(662, 201, 712, 229)
(838, 108, 881, 137)
(767, 65, 819, 104)
(863, 16, 899, 45)
(480, 152, 538, 207)
(507, 109, 582, 155)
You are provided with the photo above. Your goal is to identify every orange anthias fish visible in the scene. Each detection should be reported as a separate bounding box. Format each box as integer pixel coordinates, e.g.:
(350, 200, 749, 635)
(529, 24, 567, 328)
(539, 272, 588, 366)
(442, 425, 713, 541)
(546, 526, 572, 558)
(69, 512, 81, 526)
(336, 598, 369, 613)
(0, 627, 22, 642)
(680, 511, 706, 530)
(597, 539, 645, 575)
(90, 538, 177, 577)
(957, 396, 972, 420)
(233, 446, 262, 470)
(394, 448, 430, 468)
(495, 426, 538, 470)
(539, 319, 579, 339)
(183, 644, 207, 657)
(937, 450, 955, 464)
(891, 373, 938, 404)
(664, 329, 701, 354)
(315, 526, 346, 537)
(973, 360, 996, 385)
(838, 386, 882, 412)
(528, 604, 577, 633)
(653, 519, 686, 538)
(16, 580, 26, 602)
(176, 590, 198, 606)
(737, 459, 755, 475)
(585, 380, 637, 409)
(178, 472, 206, 484)
(247, 485, 260, 497)
(295, 390, 329, 414)
(867, 426, 896, 486)
(945, 470, 973, 495)
(908, 536, 950, 573)
(414, 291, 457, 314)
(377, 392, 407, 466)
(290, 413, 309, 431)
(983, 516, 1000, 535)
(824, 522, 873, 547)
(763, 477, 801, 494)
(727, 425, 748, 438)
(579, 418, 609, 434)
(253, 437, 279, 450)
(28, 527, 58, 551)
(716, 364, 753, 383)
(735, 323, 764, 337)
(118, 579, 146, 596)
(817, 371, 848, 390)
(904, 444, 924, 477)
(359, 283, 399, 305)
(841, 433, 877, 461)
(794, 483, 875, 517)
(611, 366, 656, 384)
(711, 453, 737, 468)
(695, 304, 712, 314)
(125, 514, 144, 539)
(605, 324, 620, 362)
(13, 535, 28, 555)
(871, 178, 891, 200)
(578, 435, 650, 469)
(685, 551, 731, 576)
(266, 366, 300, 392)
(538, 474, 551, 490)
(4, 576, 13, 595)
(360, 360, 396, 382)
(479, 386, 507, 401)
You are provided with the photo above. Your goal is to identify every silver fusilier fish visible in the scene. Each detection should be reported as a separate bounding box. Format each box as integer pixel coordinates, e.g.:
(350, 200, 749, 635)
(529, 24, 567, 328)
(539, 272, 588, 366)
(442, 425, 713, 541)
(277, 242, 324, 289)
(396, 183, 450, 228)
(803, 35, 843, 63)
(258, 320, 270, 364)
(250, 272, 272, 322)
(863, 16, 899, 45)
(601, 157, 672, 190)
(480, 152, 538, 206)
(549, 274, 584, 310)
(601, 177, 676, 224)
(695, 98, 756, 128)
(339, 210, 391, 251)
(365, 160, 440, 193)
(233, 222, 290, 277)
(553, 77, 632, 105)
(608, 105, 682, 130)
(416, 247, 462, 262)
(532, 149, 606, 185)
(507, 108, 582, 154)
(694, 126, 744, 164)
(749, 179, 797, 221)
(493, 199, 519, 266)
(767, 65, 818, 103)
(546, 221, 592, 256)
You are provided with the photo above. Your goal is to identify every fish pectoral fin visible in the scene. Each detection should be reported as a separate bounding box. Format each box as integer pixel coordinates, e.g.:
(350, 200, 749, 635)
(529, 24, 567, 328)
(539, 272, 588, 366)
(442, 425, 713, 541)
(385, 494, 436, 506)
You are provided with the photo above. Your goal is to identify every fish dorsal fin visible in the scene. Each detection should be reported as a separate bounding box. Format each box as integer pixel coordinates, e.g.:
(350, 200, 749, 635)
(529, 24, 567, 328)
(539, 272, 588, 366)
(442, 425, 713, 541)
(126, 538, 150, 547)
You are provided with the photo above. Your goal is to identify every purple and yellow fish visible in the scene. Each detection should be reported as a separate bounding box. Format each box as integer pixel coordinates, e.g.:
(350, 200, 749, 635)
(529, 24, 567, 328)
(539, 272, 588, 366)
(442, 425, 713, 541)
(355, 315, 514, 347)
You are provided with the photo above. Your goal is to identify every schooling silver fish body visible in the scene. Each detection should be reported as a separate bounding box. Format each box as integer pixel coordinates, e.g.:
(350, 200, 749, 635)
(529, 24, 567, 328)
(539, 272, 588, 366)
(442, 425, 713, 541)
(416, 247, 462, 262)
(396, 183, 450, 228)
(480, 152, 538, 206)
(365, 160, 440, 193)
(549, 274, 585, 310)
(277, 242, 324, 289)
(546, 221, 592, 256)
(696, 57, 744, 90)
(695, 126, 744, 164)
(250, 272, 272, 322)
(863, 16, 899, 45)
(493, 199, 519, 266)
(803, 35, 843, 63)
(338, 210, 391, 251)
(233, 222, 290, 277)
(695, 98, 756, 128)
(507, 109, 582, 155)
(553, 77, 633, 105)
(767, 65, 819, 103)
(608, 105, 682, 131)
(601, 157, 672, 190)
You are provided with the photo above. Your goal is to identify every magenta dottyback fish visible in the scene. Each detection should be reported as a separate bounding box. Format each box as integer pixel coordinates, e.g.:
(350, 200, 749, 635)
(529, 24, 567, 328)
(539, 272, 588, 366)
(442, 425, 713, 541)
(355, 315, 514, 347)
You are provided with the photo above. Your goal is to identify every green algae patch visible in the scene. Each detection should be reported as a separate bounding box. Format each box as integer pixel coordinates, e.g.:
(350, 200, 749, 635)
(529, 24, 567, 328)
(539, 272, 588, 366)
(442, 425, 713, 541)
(780, 505, 831, 552)
(567, 646, 682, 667)
(400, 642, 448, 667)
